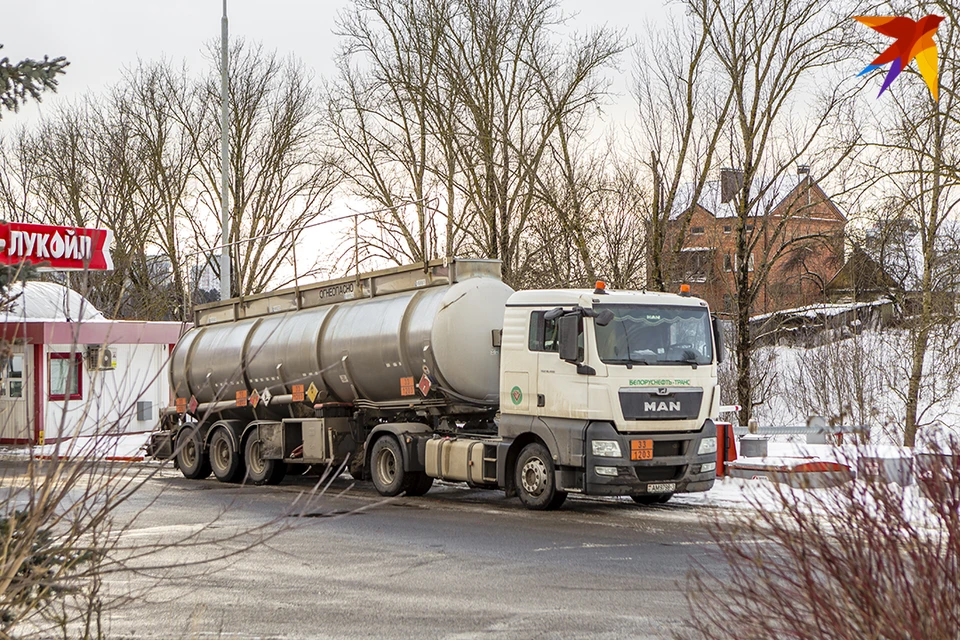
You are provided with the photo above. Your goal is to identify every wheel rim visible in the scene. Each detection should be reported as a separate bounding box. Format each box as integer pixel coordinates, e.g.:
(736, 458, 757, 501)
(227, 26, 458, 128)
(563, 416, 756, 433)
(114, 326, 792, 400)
(181, 434, 197, 467)
(213, 435, 231, 471)
(376, 447, 397, 485)
(247, 440, 265, 475)
(520, 456, 548, 496)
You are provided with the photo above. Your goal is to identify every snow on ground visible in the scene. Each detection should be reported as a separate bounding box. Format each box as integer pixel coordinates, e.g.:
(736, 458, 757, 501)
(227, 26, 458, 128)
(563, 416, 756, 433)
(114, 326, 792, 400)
(0, 432, 153, 461)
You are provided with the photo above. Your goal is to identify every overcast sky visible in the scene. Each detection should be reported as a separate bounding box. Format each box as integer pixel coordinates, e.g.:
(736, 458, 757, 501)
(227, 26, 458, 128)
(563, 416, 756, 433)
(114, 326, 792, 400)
(4, 0, 670, 128)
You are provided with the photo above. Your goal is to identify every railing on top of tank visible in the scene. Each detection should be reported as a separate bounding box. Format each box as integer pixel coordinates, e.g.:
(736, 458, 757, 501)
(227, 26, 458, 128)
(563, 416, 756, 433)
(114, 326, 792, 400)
(191, 256, 504, 327)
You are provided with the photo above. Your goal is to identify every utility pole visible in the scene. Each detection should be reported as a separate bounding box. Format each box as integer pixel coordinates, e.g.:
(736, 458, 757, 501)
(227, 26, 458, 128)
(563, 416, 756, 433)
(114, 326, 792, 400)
(219, 0, 232, 300)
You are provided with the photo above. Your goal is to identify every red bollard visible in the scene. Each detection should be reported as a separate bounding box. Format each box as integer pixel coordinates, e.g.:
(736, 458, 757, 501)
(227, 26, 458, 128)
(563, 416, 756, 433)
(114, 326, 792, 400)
(715, 422, 736, 477)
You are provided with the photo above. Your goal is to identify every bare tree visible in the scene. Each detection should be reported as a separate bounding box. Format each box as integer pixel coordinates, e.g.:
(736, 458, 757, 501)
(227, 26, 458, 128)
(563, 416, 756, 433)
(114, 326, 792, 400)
(683, 0, 862, 424)
(175, 41, 339, 298)
(327, 0, 453, 267)
(632, 5, 733, 293)
(683, 440, 960, 639)
(328, 0, 623, 285)
(857, 0, 960, 446)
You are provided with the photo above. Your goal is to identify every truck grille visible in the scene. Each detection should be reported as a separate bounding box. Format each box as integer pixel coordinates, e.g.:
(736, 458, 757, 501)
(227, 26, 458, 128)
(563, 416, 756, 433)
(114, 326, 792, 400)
(619, 389, 702, 420)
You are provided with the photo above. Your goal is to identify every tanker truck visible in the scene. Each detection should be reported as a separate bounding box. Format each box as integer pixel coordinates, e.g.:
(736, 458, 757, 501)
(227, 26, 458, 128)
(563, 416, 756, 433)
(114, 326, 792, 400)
(151, 258, 722, 510)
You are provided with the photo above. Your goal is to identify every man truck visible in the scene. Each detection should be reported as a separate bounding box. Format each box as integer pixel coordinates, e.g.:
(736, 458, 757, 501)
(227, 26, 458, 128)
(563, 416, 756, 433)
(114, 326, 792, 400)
(151, 258, 722, 510)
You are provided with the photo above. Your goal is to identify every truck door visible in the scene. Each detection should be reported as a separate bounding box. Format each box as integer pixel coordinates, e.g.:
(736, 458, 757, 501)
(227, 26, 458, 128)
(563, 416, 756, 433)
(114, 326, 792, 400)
(529, 311, 589, 419)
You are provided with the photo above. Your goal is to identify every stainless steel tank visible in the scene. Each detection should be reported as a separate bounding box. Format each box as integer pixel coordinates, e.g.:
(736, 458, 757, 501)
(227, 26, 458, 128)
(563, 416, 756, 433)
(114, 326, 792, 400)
(170, 274, 513, 415)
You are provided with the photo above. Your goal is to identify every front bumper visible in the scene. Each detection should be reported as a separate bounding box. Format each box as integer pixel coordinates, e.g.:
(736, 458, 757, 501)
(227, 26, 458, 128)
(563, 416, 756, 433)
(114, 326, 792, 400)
(580, 421, 716, 496)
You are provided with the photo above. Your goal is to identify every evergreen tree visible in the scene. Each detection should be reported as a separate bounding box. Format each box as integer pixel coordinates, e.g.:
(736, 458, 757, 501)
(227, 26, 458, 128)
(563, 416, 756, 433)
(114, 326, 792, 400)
(0, 45, 68, 117)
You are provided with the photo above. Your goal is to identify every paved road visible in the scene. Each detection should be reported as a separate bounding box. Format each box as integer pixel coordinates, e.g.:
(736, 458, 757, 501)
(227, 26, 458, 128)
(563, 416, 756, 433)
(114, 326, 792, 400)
(95, 468, 727, 639)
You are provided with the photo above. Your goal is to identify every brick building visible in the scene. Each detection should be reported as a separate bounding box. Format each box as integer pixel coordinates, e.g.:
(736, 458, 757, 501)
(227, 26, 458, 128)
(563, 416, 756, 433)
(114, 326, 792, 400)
(667, 167, 846, 316)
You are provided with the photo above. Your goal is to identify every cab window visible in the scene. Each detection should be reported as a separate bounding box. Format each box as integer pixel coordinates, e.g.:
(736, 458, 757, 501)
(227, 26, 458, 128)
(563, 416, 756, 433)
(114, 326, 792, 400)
(528, 311, 559, 352)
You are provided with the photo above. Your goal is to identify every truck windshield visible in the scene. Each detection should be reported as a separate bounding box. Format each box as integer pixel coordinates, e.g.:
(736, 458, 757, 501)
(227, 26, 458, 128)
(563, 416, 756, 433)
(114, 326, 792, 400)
(594, 305, 713, 366)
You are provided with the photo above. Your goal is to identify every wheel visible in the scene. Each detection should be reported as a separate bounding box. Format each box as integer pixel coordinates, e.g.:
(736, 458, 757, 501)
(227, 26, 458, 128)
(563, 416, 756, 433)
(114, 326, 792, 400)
(209, 428, 244, 483)
(405, 472, 434, 497)
(631, 493, 673, 505)
(370, 436, 408, 497)
(244, 436, 287, 486)
(176, 425, 211, 480)
(515, 442, 567, 510)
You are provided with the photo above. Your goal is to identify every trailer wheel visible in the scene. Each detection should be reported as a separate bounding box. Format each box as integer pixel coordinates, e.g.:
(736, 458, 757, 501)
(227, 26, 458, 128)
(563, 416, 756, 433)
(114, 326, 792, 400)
(244, 437, 287, 486)
(405, 472, 434, 497)
(631, 493, 673, 505)
(209, 428, 244, 483)
(370, 436, 407, 497)
(176, 425, 211, 480)
(515, 443, 567, 510)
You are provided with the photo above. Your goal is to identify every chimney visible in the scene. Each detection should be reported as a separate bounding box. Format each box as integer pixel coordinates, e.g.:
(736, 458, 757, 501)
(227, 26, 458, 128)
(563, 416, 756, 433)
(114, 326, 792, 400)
(797, 164, 810, 178)
(720, 168, 744, 204)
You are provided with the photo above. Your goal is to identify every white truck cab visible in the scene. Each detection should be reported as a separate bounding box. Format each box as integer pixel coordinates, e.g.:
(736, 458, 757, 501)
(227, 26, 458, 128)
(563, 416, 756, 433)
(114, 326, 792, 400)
(497, 286, 721, 505)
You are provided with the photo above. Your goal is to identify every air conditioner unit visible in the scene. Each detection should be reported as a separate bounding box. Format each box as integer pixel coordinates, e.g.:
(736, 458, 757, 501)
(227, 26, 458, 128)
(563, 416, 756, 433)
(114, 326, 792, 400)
(85, 345, 117, 371)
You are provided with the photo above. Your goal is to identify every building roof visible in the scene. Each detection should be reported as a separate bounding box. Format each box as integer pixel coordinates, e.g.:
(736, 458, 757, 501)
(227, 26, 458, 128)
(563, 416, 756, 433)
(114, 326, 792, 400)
(1, 282, 105, 322)
(670, 173, 813, 220)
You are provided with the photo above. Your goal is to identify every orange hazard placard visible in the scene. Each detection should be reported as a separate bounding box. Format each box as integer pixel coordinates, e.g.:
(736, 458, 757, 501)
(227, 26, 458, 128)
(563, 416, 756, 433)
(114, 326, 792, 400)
(292, 384, 305, 402)
(400, 377, 415, 396)
(631, 439, 654, 461)
(236, 390, 248, 407)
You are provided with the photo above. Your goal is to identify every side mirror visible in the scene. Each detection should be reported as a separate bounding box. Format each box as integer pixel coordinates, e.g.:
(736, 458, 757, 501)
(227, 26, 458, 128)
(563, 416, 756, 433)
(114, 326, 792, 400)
(712, 316, 725, 364)
(544, 307, 564, 321)
(595, 310, 614, 327)
(558, 314, 580, 362)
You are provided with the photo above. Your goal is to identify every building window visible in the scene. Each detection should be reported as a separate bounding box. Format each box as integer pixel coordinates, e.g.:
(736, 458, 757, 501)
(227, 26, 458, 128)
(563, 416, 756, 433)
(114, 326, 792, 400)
(723, 225, 731, 234)
(730, 253, 756, 272)
(49, 353, 82, 401)
(691, 226, 705, 235)
(746, 224, 755, 232)
(1, 354, 24, 398)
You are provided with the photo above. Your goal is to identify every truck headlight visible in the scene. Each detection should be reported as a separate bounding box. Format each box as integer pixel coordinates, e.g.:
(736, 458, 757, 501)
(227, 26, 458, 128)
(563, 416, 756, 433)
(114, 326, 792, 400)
(698, 437, 717, 455)
(592, 440, 622, 458)
(700, 461, 716, 474)
(595, 466, 618, 477)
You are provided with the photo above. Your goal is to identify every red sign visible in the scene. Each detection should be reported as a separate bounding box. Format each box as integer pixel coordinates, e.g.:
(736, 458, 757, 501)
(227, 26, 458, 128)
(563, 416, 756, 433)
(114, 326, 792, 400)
(418, 375, 432, 397)
(0, 222, 113, 271)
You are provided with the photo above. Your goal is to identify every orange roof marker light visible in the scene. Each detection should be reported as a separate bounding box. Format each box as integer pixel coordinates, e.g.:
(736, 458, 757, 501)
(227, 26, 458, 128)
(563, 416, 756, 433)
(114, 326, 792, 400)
(680, 284, 691, 297)
(594, 281, 608, 295)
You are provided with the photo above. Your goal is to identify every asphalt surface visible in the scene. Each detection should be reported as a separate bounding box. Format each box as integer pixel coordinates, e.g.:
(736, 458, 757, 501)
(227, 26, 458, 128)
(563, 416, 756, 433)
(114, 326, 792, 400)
(21, 463, 732, 639)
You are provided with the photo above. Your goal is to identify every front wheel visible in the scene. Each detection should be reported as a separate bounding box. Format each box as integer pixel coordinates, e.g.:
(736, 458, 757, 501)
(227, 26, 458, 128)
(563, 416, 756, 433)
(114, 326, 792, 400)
(515, 443, 567, 510)
(370, 436, 407, 497)
(244, 436, 287, 485)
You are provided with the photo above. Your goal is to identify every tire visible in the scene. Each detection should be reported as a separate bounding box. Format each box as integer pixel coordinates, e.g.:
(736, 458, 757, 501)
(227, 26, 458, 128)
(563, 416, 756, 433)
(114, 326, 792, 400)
(244, 436, 287, 486)
(176, 425, 211, 480)
(209, 428, 244, 483)
(515, 442, 567, 510)
(370, 436, 408, 497)
(405, 472, 434, 497)
(631, 493, 673, 505)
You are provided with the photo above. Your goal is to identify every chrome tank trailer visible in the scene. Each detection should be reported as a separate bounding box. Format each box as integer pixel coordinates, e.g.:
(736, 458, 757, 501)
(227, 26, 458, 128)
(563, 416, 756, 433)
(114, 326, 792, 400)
(170, 259, 512, 419)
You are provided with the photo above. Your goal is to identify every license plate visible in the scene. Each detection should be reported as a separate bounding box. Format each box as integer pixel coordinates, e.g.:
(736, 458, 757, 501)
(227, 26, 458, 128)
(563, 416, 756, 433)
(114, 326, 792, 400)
(647, 482, 676, 493)
(630, 439, 653, 461)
